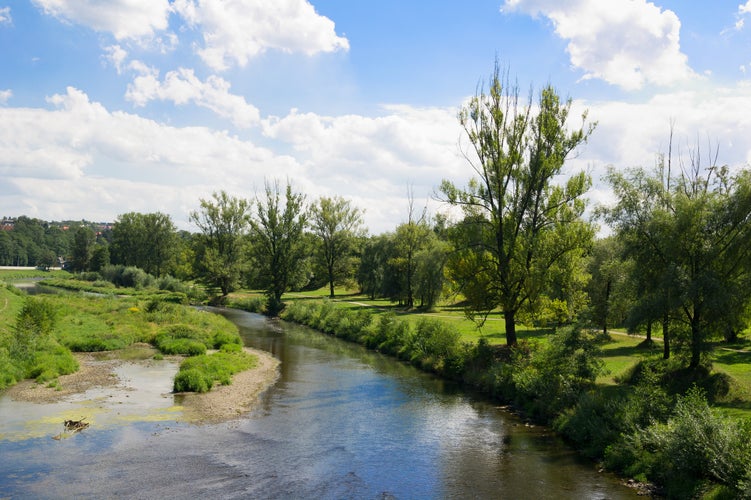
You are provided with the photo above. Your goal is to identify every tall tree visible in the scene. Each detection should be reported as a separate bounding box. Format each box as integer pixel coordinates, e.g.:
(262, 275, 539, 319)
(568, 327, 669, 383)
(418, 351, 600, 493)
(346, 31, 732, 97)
(606, 159, 751, 368)
(309, 196, 365, 298)
(250, 180, 307, 315)
(585, 236, 633, 336)
(70, 226, 95, 272)
(440, 62, 596, 345)
(112, 212, 177, 276)
(190, 191, 252, 297)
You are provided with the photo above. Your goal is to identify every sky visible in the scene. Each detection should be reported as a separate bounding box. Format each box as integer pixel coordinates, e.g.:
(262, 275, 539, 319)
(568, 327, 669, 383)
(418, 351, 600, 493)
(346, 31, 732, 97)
(2, 1, 751, 234)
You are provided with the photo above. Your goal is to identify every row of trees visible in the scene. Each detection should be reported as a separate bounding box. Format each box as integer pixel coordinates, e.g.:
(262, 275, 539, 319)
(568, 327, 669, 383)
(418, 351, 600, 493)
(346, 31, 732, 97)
(8, 62, 751, 372)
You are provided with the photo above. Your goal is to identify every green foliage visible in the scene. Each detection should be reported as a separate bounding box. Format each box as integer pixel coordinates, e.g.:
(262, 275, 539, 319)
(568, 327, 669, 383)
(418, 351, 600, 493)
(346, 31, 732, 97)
(511, 326, 604, 421)
(28, 344, 79, 383)
(190, 190, 252, 297)
(100, 265, 155, 289)
(228, 295, 266, 314)
(174, 350, 257, 393)
(111, 212, 178, 277)
(12, 297, 58, 360)
(250, 180, 308, 315)
(440, 61, 595, 345)
(309, 195, 365, 298)
(605, 386, 751, 497)
(174, 368, 212, 393)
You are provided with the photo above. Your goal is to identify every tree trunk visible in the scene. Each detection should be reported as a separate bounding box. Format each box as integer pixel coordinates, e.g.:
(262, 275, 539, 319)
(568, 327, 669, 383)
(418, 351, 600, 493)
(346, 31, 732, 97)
(662, 312, 670, 360)
(328, 263, 335, 298)
(504, 310, 518, 346)
(646, 319, 652, 342)
(690, 316, 702, 369)
(603, 279, 611, 336)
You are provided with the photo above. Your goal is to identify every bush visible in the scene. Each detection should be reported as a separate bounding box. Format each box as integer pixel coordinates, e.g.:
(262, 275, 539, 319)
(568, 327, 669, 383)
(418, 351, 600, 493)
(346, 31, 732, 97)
(229, 296, 266, 314)
(174, 368, 212, 393)
(100, 265, 156, 289)
(12, 297, 58, 360)
(605, 386, 751, 497)
(174, 351, 257, 392)
(27, 345, 79, 383)
(511, 326, 604, 422)
(212, 329, 242, 349)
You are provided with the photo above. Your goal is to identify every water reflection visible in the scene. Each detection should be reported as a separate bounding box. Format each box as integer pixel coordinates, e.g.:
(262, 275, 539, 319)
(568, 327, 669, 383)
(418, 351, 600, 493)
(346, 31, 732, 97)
(0, 306, 638, 499)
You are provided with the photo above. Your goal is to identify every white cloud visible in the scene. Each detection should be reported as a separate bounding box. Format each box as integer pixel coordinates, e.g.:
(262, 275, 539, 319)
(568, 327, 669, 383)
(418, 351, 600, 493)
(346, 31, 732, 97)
(0, 6, 11, 25)
(0, 89, 11, 104)
(172, 0, 349, 70)
(502, 0, 696, 90)
(261, 105, 467, 225)
(126, 67, 261, 128)
(103, 45, 129, 74)
(0, 87, 309, 228)
(31, 0, 171, 40)
(566, 83, 751, 221)
(740, 1, 751, 15)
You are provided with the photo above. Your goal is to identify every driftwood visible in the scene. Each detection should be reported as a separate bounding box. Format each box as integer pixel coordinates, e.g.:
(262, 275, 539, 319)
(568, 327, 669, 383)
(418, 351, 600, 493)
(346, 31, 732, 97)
(52, 417, 89, 440)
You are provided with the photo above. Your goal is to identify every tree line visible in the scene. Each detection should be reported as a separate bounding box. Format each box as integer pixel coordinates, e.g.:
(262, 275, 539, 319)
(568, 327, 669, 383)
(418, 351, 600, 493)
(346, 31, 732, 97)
(7, 62, 751, 372)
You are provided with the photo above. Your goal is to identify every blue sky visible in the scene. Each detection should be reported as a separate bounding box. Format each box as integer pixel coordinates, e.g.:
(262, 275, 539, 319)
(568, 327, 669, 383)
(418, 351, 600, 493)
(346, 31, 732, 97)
(2, 1, 751, 233)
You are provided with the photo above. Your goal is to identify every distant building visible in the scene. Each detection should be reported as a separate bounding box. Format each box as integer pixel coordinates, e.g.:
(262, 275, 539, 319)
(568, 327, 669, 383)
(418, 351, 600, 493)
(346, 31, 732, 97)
(1, 218, 14, 231)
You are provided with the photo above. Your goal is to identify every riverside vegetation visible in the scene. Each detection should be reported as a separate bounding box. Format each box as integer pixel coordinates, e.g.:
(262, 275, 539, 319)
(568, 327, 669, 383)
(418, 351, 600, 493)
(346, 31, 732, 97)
(228, 289, 751, 499)
(0, 269, 255, 395)
(4, 61, 751, 498)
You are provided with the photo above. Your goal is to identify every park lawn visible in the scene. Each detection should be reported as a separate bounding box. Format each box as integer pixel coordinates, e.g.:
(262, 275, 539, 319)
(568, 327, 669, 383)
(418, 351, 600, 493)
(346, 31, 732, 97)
(277, 286, 551, 346)
(269, 286, 751, 418)
(711, 343, 751, 419)
(596, 333, 661, 385)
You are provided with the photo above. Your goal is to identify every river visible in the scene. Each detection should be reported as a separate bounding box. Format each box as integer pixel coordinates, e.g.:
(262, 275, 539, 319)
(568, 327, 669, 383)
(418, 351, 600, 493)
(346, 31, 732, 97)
(0, 305, 639, 499)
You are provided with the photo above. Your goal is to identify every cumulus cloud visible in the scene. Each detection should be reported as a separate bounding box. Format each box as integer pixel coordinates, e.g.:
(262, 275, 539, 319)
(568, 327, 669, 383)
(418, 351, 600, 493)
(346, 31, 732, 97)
(0, 86, 294, 185)
(126, 67, 261, 128)
(502, 0, 696, 90)
(0, 6, 11, 25)
(564, 83, 751, 221)
(172, 0, 349, 70)
(0, 89, 11, 104)
(31, 0, 171, 40)
(0, 87, 465, 232)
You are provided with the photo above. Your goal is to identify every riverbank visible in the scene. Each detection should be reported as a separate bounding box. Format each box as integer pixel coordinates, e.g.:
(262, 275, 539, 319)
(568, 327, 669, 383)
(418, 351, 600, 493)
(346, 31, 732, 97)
(3, 345, 280, 424)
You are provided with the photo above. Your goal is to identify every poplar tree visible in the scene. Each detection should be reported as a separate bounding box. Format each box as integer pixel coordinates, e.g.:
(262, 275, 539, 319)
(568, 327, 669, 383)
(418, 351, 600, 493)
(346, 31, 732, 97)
(440, 62, 596, 345)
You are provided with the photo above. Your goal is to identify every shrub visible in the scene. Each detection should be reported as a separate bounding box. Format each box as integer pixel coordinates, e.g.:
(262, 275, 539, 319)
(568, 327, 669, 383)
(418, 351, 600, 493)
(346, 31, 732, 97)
(511, 326, 604, 422)
(605, 386, 751, 496)
(212, 329, 242, 349)
(174, 351, 257, 392)
(157, 338, 207, 356)
(27, 345, 79, 383)
(174, 368, 212, 393)
(230, 296, 266, 314)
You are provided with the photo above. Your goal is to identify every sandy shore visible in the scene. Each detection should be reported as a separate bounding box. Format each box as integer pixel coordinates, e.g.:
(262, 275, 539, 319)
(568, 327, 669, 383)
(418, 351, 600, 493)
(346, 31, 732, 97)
(3, 346, 280, 424)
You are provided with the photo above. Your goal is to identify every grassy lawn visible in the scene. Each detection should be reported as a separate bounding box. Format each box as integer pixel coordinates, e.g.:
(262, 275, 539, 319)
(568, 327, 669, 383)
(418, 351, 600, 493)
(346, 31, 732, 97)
(269, 285, 751, 419)
(596, 333, 661, 385)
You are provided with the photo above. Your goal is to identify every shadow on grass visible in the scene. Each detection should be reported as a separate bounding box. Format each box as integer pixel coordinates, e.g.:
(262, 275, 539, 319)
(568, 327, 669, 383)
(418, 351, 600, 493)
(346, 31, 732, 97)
(599, 344, 660, 359)
(714, 350, 751, 365)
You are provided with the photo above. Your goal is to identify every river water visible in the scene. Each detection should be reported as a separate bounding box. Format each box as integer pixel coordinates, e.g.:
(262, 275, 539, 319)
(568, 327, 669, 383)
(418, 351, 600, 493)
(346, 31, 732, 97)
(0, 306, 638, 499)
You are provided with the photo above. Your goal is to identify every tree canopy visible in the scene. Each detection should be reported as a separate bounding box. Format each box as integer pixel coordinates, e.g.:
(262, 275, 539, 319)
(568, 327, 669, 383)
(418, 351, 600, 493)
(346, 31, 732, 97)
(440, 62, 596, 345)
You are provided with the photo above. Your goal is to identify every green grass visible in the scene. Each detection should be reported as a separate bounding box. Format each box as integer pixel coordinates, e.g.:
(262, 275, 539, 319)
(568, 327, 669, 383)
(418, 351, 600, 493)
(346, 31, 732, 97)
(270, 285, 751, 420)
(174, 349, 257, 393)
(0, 269, 70, 281)
(0, 284, 246, 392)
(597, 333, 662, 385)
(272, 288, 548, 346)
